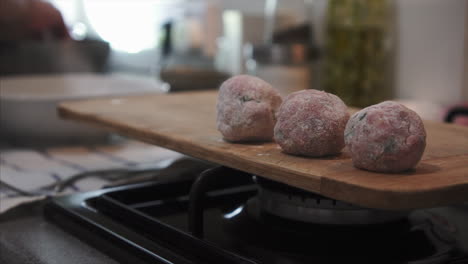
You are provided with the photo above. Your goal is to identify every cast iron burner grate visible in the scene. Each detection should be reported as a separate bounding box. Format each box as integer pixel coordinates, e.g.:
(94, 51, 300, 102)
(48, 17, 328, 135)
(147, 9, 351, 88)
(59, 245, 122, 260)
(45, 165, 466, 264)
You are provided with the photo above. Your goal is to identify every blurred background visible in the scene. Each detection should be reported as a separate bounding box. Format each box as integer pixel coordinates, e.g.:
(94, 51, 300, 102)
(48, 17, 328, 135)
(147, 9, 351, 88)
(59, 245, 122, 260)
(0, 0, 467, 212)
(0, 0, 467, 146)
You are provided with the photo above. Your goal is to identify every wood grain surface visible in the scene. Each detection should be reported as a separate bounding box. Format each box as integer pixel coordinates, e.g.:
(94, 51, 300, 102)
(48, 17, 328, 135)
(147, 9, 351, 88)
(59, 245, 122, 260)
(58, 90, 468, 210)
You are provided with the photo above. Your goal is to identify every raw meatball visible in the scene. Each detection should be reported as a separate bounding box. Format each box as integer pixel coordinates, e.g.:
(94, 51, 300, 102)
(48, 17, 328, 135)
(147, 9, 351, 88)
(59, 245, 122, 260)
(274, 90, 349, 157)
(217, 75, 282, 142)
(345, 101, 426, 173)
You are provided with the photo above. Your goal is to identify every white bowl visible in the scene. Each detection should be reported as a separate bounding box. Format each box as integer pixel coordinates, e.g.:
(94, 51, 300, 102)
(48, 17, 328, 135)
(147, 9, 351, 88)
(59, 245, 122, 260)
(0, 73, 167, 146)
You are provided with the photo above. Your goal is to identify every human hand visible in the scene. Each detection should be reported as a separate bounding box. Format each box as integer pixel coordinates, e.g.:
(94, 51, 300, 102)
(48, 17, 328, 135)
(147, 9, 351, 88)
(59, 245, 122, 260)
(26, 0, 70, 40)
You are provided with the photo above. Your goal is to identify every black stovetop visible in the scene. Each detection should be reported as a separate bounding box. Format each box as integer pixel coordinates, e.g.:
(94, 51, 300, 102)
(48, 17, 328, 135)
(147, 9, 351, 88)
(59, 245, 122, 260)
(44, 162, 468, 264)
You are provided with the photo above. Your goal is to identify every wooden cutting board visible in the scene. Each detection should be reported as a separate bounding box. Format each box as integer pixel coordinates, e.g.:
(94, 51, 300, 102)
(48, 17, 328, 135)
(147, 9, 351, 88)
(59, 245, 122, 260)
(58, 90, 468, 210)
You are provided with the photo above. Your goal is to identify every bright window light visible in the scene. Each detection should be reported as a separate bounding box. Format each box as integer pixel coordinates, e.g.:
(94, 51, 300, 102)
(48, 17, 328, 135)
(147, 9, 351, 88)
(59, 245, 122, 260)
(84, 1, 159, 53)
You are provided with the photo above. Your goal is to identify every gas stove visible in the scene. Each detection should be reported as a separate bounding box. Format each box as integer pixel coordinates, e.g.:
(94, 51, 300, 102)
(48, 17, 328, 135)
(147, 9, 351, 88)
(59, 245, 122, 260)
(44, 160, 468, 264)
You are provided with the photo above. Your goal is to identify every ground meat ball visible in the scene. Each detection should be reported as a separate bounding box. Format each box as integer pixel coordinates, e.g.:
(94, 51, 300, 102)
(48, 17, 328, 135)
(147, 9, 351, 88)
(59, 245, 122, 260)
(217, 75, 282, 142)
(345, 101, 426, 173)
(274, 90, 349, 157)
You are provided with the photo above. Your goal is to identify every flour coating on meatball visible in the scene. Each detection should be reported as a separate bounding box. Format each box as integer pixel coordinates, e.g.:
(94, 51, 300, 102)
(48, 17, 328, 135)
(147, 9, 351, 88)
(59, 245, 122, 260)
(345, 101, 426, 173)
(217, 75, 282, 142)
(274, 90, 349, 157)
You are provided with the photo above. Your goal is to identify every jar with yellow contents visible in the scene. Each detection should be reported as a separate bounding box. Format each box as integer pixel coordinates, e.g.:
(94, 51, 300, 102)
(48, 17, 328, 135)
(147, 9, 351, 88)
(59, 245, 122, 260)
(322, 0, 396, 108)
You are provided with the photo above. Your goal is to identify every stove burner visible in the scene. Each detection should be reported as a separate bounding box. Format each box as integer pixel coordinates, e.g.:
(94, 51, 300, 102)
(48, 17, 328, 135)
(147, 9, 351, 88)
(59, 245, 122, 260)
(223, 199, 455, 264)
(43, 164, 466, 264)
(254, 177, 408, 225)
